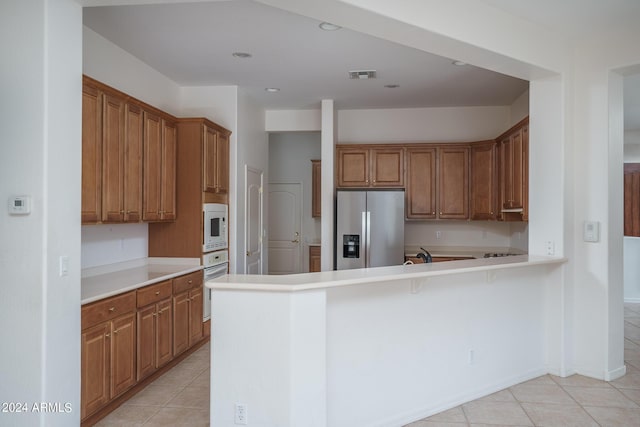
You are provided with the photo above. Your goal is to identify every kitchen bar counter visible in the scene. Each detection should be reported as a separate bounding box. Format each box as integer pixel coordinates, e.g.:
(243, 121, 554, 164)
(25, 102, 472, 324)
(81, 257, 202, 304)
(207, 255, 564, 292)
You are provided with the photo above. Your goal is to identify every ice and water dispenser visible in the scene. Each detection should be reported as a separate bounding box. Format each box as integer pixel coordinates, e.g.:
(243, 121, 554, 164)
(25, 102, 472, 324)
(342, 234, 360, 258)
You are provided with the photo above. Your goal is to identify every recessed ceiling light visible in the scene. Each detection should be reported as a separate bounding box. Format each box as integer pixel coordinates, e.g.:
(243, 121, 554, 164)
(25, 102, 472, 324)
(265, 88, 280, 93)
(452, 60, 467, 66)
(319, 22, 341, 31)
(232, 52, 252, 59)
(384, 84, 400, 89)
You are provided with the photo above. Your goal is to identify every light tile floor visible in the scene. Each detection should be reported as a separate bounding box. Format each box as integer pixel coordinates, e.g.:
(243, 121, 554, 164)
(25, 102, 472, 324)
(97, 303, 640, 426)
(406, 302, 640, 427)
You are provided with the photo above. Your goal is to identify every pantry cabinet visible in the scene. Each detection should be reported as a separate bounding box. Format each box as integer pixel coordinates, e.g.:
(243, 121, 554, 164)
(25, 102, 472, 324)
(336, 145, 404, 188)
(470, 141, 498, 220)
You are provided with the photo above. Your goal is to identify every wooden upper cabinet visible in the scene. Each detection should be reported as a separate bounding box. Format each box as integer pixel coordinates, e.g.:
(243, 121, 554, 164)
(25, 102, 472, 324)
(161, 119, 177, 221)
(497, 118, 528, 221)
(336, 145, 403, 188)
(371, 148, 404, 187)
(142, 113, 176, 222)
(123, 103, 143, 222)
(311, 160, 321, 218)
(337, 146, 369, 187)
(470, 141, 497, 220)
(82, 83, 102, 224)
(439, 147, 469, 219)
(203, 124, 230, 194)
(406, 147, 437, 219)
(101, 93, 126, 222)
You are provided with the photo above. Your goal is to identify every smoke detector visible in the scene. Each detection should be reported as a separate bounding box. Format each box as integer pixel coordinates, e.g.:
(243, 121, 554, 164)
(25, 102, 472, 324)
(349, 70, 377, 80)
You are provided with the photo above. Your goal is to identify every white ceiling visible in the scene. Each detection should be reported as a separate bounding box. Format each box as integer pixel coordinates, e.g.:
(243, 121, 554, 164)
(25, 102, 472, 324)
(83, 0, 640, 130)
(83, 1, 529, 110)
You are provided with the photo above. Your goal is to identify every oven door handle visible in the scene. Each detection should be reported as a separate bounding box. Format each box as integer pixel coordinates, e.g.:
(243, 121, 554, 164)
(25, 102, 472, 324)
(204, 263, 229, 279)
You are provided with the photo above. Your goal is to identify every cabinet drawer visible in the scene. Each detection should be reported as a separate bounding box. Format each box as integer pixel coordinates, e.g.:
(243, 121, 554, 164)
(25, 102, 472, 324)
(82, 291, 136, 330)
(137, 280, 172, 308)
(173, 270, 203, 294)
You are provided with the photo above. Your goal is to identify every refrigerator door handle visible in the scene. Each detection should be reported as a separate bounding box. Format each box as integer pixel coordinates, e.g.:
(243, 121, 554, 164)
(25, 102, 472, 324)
(366, 211, 371, 267)
(361, 211, 367, 265)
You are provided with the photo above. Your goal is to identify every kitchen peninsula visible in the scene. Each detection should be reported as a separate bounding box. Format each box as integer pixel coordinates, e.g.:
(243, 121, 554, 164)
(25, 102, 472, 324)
(207, 255, 566, 427)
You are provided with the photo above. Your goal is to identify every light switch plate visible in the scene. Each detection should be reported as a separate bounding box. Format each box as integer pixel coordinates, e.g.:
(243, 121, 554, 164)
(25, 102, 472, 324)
(584, 221, 600, 242)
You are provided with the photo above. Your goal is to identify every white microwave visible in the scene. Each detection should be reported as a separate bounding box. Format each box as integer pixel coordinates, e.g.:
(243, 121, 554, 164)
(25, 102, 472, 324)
(203, 203, 228, 252)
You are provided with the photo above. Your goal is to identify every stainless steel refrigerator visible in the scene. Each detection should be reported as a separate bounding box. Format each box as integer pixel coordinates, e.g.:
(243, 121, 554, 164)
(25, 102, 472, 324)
(335, 190, 405, 270)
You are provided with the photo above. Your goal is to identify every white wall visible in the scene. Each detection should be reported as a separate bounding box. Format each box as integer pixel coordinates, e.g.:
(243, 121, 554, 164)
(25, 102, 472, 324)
(83, 27, 181, 116)
(269, 132, 322, 271)
(338, 106, 510, 143)
(237, 89, 269, 274)
(266, 109, 321, 132)
(0, 0, 81, 425)
(510, 89, 530, 126)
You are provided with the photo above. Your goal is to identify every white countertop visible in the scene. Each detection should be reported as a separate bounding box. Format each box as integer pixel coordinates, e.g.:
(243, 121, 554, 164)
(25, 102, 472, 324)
(82, 257, 202, 304)
(207, 255, 565, 293)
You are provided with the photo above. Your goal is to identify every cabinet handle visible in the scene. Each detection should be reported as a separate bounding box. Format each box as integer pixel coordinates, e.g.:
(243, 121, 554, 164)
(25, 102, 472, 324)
(113, 330, 119, 335)
(439, 212, 442, 215)
(105, 333, 110, 338)
(120, 210, 124, 214)
(188, 280, 193, 284)
(155, 291, 160, 295)
(109, 307, 116, 312)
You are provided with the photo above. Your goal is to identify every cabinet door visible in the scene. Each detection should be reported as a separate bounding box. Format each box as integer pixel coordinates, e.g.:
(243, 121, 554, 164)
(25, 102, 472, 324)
(160, 119, 177, 220)
(371, 148, 404, 187)
(309, 246, 321, 272)
(510, 129, 524, 210)
(102, 93, 126, 222)
(136, 305, 156, 381)
(156, 299, 173, 368)
(470, 142, 497, 220)
(406, 148, 437, 219)
(81, 322, 110, 419)
(189, 288, 204, 346)
(439, 147, 469, 219)
(337, 147, 369, 187)
(110, 312, 136, 398)
(203, 125, 217, 193)
(173, 291, 190, 356)
(311, 160, 321, 217)
(143, 111, 162, 221)
(82, 84, 102, 224)
(123, 103, 143, 222)
(215, 130, 230, 194)
(522, 125, 529, 221)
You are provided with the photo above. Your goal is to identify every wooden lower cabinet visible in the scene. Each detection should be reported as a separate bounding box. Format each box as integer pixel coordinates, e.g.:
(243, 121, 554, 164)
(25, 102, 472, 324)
(309, 245, 321, 272)
(81, 311, 136, 420)
(137, 298, 172, 381)
(173, 288, 203, 357)
(81, 271, 205, 423)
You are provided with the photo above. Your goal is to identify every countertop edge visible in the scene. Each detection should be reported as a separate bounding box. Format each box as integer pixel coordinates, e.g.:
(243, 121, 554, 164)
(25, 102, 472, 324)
(207, 255, 567, 293)
(81, 264, 203, 305)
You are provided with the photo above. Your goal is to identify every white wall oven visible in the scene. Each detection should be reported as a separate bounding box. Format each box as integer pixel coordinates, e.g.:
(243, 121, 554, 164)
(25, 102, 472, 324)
(203, 203, 228, 252)
(202, 250, 228, 321)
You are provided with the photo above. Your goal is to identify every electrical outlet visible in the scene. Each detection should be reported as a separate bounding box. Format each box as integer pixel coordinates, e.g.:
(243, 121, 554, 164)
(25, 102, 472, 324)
(545, 241, 555, 256)
(468, 349, 475, 365)
(235, 403, 248, 425)
(436, 231, 442, 240)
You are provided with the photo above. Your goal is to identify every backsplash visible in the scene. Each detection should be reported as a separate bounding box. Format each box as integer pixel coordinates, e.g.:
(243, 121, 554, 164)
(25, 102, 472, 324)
(405, 221, 528, 250)
(81, 223, 148, 269)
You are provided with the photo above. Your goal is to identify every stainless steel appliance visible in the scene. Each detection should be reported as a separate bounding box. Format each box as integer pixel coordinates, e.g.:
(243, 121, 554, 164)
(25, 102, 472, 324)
(202, 249, 228, 321)
(203, 203, 228, 252)
(335, 190, 405, 270)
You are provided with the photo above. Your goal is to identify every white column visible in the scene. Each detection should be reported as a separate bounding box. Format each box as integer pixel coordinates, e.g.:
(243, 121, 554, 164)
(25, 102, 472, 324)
(321, 100, 335, 271)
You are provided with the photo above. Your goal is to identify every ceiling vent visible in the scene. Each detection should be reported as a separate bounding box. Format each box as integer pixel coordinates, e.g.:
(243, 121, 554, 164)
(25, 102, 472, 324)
(349, 70, 377, 80)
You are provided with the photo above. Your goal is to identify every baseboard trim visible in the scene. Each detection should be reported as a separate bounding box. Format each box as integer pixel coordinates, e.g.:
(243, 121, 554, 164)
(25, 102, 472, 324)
(605, 365, 627, 381)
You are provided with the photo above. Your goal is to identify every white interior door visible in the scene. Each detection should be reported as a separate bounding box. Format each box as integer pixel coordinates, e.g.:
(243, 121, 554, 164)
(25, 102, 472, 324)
(245, 166, 264, 274)
(268, 183, 302, 274)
